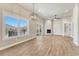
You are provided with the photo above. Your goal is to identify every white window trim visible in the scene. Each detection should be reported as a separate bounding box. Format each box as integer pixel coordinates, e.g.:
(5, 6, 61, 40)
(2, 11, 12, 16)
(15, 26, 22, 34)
(2, 11, 29, 40)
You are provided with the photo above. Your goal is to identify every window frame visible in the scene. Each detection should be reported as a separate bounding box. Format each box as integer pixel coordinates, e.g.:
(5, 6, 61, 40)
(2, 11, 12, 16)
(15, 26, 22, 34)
(2, 11, 29, 40)
(18, 17, 29, 37)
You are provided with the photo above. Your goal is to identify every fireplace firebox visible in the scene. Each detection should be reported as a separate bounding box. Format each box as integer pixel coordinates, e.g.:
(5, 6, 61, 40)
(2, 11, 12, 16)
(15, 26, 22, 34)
(47, 29, 51, 33)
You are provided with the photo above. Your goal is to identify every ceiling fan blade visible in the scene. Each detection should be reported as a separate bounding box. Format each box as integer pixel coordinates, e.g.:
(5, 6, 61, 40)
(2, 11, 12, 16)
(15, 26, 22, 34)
(56, 18, 61, 19)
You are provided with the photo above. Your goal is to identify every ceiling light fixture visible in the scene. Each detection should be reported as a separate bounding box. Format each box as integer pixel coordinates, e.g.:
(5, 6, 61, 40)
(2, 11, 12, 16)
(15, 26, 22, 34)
(53, 15, 61, 20)
(30, 3, 37, 20)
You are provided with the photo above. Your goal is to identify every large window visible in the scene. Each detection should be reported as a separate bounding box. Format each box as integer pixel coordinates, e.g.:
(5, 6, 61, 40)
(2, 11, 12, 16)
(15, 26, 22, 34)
(5, 16, 18, 38)
(4, 16, 29, 38)
(19, 19, 29, 36)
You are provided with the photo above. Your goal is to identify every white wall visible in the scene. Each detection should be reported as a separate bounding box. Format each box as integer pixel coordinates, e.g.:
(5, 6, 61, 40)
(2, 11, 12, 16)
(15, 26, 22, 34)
(45, 20, 52, 35)
(53, 19, 63, 35)
(62, 16, 73, 37)
(0, 4, 44, 50)
(44, 19, 63, 35)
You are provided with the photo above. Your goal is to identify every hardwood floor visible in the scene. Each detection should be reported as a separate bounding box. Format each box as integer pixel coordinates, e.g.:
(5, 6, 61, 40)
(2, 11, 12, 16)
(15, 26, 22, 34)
(0, 35, 79, 56)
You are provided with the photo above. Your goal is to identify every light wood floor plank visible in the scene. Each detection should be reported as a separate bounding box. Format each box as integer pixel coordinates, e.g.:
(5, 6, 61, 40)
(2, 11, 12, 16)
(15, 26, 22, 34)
(0, 35, 79, 56)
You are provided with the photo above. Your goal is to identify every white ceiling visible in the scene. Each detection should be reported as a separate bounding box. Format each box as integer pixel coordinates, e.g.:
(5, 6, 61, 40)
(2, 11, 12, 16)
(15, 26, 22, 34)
(19, 3, 75, 19)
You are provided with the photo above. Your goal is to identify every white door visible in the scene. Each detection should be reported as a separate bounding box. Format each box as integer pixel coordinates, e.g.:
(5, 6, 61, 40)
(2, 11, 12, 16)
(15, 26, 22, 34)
(36, 24, 43, 36)
(64, 23, 72, 37)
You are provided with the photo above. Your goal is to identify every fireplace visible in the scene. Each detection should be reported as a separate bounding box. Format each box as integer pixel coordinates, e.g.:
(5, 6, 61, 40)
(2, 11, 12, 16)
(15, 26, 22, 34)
(47, 29, 51, 33)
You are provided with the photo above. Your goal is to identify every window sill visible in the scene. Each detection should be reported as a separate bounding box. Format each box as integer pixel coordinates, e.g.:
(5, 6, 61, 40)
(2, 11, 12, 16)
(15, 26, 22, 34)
(4, 34, 29, 40)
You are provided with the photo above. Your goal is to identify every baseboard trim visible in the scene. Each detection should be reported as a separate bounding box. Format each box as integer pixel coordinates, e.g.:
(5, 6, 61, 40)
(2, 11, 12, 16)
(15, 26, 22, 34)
(0, 36, 36, 51)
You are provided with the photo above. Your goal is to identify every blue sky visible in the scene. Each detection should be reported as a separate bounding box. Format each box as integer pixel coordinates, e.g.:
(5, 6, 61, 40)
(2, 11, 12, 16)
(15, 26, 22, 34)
(19, 19, 28, 27)
(5, 16, 28, 27)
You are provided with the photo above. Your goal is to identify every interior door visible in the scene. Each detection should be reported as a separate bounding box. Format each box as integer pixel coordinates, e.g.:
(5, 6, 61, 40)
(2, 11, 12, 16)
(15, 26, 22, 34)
(64, 23, 72, 37)
(36, 24, 43, 36)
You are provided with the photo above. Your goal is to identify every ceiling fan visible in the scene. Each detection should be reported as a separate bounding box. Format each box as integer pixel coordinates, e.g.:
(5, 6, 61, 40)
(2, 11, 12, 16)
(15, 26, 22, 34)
(53, 15, 61, 20)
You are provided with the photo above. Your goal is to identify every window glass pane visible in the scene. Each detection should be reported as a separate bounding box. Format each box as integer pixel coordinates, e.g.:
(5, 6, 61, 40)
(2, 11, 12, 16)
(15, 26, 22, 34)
(5, 16, 18, 37)
(19, 19, 28, 35)
(5, 16, 17, 27)
(19, 20, 27, 27)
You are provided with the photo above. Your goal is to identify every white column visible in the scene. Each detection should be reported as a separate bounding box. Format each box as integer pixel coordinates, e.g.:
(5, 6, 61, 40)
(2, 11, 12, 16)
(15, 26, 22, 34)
(72, 4, 79, 46)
